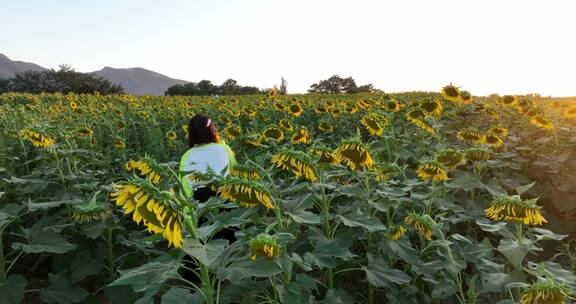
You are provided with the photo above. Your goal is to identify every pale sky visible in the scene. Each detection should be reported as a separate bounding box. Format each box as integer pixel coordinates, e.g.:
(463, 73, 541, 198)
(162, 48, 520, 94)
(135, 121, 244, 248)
(2, 0, 576, 96)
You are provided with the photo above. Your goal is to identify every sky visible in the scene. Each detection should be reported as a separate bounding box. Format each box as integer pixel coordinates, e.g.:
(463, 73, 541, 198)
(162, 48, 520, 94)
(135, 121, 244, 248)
(2, 0, 576, 96)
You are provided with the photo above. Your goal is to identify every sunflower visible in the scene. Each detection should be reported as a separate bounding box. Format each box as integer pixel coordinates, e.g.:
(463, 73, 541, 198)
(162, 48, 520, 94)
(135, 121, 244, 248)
(219, 177, 274, 209)
(223, 125, 241, 139)
(288, 103, 303, 116)
(262, 127, 284, 142)
(520, 279, 570, 304)
(499, 95, 517, 106)
(291, 128, 312, 145)
(434, 149, 465, 169)
(243, 107, 257, 117)
(309, 146, 341, 165)
(267, 88, 278, 98)
(271, 149, 317, 182)
(483, 133, 504, 147)
(345, 106, 358, 114)
(235, 134, 261, 149)
(385, 99, 402, 112)
(230, 163, 261, 180)
(249, 234, 281, 261)
(404, 213, 435, 241)
(69, 100, 79, 111)
(405, 109, 436, 135)
(182, 124, 189, 139)
(465, 148, 491, 162)
(361, 113, 389, 136)
(485, 194, 547, 226)
(441, 83, 461, 102)
(75, 125, 94, 137)
(186, 111, 195, 119)
(113, 138, 126, 149)
(416, 161, 448, 182)
(488, 126, 508, 138)
(405, 108, 426, 122)
(564, 105, 576, 119)
(71, 195, 112, 223)
(318, 122, 335, 133)
(219, 115, 232, 126)
(20, 129, 55, 148)
(456, 129, 484, 144)
(166, 131, 177, 141)
(530, 115, 554, 129)
(273, 102, 286, 111)
(331, 108, 342, 117)
(458, 91, 473, 104)
(420, 99, 443, 116)
(335, 139, 375, 171)
(389, 225, 407, 240)
(279, 118, 294, 131)
(325, 100, 336, 108)
(125, 158, 164, 185)
(315, 106, 329, 114)
(111, 180, 183, 248)
(357, 99, 371, 109)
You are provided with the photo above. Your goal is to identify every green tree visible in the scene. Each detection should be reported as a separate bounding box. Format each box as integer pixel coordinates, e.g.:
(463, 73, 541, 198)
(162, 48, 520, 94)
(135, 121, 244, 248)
(308, 75, 376, 94)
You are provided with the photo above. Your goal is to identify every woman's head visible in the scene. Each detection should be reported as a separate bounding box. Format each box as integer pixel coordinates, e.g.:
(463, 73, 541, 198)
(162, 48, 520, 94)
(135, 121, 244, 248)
(187, 114, 219, 148)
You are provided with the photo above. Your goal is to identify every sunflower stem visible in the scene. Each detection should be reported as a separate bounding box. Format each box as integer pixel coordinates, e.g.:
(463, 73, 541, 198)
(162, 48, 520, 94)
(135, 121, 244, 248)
(106, 227, 115, 279)
(0, 230, 5, 284)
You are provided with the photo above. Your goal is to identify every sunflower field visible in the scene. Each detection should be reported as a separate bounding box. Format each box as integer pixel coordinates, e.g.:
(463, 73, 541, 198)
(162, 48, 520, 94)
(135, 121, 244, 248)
(0, 86, 575, 304)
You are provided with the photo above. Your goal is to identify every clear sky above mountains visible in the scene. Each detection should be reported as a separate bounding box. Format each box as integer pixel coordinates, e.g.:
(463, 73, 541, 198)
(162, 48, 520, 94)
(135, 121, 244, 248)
(2, 0, 575, 96)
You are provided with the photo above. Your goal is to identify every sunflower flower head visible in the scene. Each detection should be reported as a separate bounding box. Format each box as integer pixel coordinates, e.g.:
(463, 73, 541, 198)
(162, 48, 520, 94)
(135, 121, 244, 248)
(166, 130, 177, 141)
(404, 213, 435, 241)
(373, 163, 398, 182)
(20, 129, 55, 148)
(441, 83, 461, 102)
(384, 99, 402, 112)
(405, 109, 436, 136)
(279, 118, 294, 131)
(456, 128, 485, 144)
(288, 103, 303, 116)
(416, 161, 448, 182)
(520, 279, 570, 304)
(309, 145, 341, 165)
(458, 90, 473, 104)
(564, 105, 576, 119)
(71, 193, 112, 223)
(218, 177, 274, 209)
(465, 148, 491, 162)
(530, 115, 554, 130)
(291, 128, 312, 145)
(111, 179, 183, 247)
(483, 133, 504, 147)
(249, 234, 281, 261)
(124, 157, 164, 185)
(113, 138, 126, 149)
(488, 126, 508, 138)
(318, 121, 335, 133)
(435, 149, 465, 169)
(420, 98, 443, 116)
(230, 163, 262, 180)
(361, 113, 389, 136)
(235, 134, 262, 149)
(485, 194, 547, 226)
(335, 139, 375, 171)
(389, 225, 407, 241)
(262, 127, 285, 142)
(223, 125, 241, 140)
(271, 148, 317, 182)
(75, 125, 94, 137)
(499, 95, 517, 106)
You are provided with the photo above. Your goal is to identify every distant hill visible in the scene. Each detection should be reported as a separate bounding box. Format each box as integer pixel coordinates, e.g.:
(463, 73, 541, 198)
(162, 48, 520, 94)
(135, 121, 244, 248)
(0, 53, 47, 79)
(92, 67, 189, 96)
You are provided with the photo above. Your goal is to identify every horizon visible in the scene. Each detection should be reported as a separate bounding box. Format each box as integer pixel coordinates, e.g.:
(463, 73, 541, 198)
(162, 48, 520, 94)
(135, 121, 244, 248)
(2, 0, 576, 96)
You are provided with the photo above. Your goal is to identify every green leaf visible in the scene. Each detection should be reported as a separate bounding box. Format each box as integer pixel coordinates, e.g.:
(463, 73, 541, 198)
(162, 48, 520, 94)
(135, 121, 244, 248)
(323, 289, 354, 304)
(182, 238, 228, 267)
(285, 210, 321, 224)
(336, 214, 386, 232)
(160, 287, 196, 304)
(109, 254, 182, 293)
(70, 250, 105, 284)
(103, 285, 140, 304)
(216, 257, 281, 284)
(480, 270, 526, 293)
(497, 238, 535, 269)
(516, 182, 536, 195)
(14, 229, 76, 254)
(39, 273, 89, 304)
(530, 228, 567, 241)
(363, 256, 411, 287)
(0, 274, 27, 304)
(26, 199, 80, 211)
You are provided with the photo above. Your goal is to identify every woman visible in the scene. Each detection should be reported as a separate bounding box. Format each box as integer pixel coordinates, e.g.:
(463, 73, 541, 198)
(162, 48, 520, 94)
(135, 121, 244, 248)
(179, 114, 236, 202)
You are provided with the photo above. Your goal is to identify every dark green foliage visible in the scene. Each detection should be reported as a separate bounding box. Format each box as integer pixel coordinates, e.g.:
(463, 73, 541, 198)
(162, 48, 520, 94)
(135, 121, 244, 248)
(165, 78, 261, 96)
(308, 74, 377, 94)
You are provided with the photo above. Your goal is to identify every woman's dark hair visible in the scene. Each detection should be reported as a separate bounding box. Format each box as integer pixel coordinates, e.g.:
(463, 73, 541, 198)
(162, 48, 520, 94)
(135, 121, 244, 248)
(187, 114, 219, 148)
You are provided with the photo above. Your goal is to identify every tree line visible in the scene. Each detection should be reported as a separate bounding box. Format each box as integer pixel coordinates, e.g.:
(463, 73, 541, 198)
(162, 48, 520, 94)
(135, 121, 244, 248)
(165, 79, 261, 96)
(0, 65, 124, 95)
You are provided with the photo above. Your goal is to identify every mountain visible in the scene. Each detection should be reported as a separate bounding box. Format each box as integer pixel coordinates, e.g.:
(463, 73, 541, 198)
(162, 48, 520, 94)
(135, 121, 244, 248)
(92, 67, 189, 96)
(0, 53, 47, 79)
